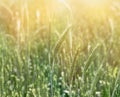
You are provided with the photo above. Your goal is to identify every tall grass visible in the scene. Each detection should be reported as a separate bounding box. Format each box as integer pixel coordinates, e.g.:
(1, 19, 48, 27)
(0, 0, 120, 97)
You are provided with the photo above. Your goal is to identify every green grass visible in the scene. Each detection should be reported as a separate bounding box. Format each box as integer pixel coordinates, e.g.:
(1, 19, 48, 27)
(0, 0, 120, 97)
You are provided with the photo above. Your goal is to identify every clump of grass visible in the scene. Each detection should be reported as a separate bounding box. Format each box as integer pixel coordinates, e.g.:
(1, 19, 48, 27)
(0, 0, 120, 97)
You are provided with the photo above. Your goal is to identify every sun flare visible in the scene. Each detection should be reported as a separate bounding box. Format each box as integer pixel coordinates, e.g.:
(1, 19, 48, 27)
(80, 0, 108, 8)
(77, 0, 111, 17)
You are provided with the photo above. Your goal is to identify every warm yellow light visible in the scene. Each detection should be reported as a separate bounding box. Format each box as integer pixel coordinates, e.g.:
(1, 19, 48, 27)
(80, 0, 108, 8)
(77, 0, 111, 16)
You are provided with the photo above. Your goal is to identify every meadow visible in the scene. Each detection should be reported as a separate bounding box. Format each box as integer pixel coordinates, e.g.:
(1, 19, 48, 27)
(0, 0, 120, 97)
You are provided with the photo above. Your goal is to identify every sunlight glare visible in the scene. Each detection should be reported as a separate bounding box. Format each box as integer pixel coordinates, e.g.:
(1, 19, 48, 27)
(81, 0, 108, 7)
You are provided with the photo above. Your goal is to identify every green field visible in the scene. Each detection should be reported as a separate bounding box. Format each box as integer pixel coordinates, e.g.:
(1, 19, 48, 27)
(0, 0, 120, 97)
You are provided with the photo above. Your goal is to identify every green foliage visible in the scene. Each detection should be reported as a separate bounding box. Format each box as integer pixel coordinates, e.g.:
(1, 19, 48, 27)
(0, 0, 120, 97)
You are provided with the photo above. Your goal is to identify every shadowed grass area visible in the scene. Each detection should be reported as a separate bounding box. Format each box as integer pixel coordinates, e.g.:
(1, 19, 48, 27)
(0, 0, 120, 97)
